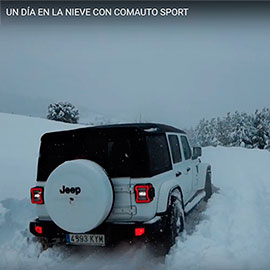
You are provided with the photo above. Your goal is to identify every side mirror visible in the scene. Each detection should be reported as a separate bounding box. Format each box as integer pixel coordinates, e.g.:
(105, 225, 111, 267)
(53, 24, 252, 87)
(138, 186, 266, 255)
(192, 147, 202, 160)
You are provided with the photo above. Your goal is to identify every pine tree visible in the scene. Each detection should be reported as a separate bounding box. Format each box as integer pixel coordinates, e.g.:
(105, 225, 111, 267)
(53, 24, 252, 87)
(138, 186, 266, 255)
(194, 118, 217, 147)
(230, 111, 254, 147)
(183, 108, 270, 151)
(47, 102, 79, 124)
(216, 113, 232, 146)
(185, 127, 197, 147)
(194, 119, 209, 147)
(252, 108, 270, 149)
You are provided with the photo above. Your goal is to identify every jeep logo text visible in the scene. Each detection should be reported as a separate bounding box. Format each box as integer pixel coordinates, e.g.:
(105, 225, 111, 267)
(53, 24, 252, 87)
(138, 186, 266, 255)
(59, 185, 81, 195)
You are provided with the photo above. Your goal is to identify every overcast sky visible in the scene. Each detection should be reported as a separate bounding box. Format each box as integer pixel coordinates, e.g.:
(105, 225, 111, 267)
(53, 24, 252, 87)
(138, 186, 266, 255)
(1, 6, 270, 128)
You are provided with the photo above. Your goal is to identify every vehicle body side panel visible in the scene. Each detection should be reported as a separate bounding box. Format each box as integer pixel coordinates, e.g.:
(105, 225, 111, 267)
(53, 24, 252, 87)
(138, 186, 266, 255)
(156, 179, 183, 213)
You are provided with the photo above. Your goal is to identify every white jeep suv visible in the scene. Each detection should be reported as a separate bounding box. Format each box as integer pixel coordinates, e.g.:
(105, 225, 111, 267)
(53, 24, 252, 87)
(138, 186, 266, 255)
(30, 123, 212, 249)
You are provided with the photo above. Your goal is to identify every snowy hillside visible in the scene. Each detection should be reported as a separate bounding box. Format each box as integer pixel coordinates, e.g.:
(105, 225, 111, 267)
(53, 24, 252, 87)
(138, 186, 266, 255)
(0, 90, 158, 128)
(1, 113, 270, 269)
(0, 91, 123, 126)
(0, 113, 81, 200)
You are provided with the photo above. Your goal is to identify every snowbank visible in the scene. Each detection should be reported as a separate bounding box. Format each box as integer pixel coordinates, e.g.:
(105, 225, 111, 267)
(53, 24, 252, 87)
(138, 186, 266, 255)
(0, 112, 81, 200)
(167, 146, 270, 270)
(1, 113, 270, 269)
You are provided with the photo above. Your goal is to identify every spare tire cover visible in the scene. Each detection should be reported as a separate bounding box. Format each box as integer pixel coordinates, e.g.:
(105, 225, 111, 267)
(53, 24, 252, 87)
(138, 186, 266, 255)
(45, 159, 113, 233)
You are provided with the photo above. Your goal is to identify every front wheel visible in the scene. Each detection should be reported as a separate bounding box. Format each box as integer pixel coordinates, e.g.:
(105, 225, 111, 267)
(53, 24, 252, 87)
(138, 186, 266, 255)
(204, 168, 212, 201)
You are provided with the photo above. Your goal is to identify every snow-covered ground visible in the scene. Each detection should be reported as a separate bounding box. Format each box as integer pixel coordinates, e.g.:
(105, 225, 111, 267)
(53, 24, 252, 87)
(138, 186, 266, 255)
(1, 113, 270, 269)
(167, 147, 270, 270)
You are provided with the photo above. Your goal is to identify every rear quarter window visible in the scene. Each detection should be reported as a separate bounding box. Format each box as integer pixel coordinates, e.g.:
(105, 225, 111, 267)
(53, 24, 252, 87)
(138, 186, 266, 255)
(146, 134, 172, 176)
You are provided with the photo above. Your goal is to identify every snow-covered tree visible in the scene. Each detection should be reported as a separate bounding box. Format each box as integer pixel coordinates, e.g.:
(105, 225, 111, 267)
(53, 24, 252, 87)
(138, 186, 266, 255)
(194, 118, 218, 147)
(185, 127, 196, 147)
(230, 111, 254, 148)
(252, 108, 270, 149)
(192, 108, 270, 151)
(47, 102, 79, 124)
(216, 113, 232, 146)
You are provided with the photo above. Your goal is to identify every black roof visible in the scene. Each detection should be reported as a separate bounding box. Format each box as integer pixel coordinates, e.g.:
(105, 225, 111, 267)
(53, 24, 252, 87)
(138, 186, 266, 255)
(41, 123, 185, 141)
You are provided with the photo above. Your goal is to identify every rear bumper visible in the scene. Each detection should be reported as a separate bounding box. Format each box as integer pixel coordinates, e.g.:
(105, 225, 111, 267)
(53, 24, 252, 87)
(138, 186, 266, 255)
(29, 217, 163, 244)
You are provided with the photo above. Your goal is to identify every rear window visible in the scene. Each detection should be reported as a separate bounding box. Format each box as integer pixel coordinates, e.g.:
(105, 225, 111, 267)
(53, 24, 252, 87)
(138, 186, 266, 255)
(146, 134, 172, 176)
(37, 133, 148, 181)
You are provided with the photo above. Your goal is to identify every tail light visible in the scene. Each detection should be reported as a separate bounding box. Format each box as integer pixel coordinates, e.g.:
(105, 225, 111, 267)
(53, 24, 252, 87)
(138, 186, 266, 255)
(31, 187, 44, 204)
(135, 228, 145, 237)
(35, 226, 43, 234)
(134, 184, 155, 203)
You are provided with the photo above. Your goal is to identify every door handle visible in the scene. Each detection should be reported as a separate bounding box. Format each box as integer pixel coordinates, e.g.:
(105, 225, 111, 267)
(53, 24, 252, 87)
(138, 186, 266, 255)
(186, 167, 191, 173)
(176, 171, 182, 177)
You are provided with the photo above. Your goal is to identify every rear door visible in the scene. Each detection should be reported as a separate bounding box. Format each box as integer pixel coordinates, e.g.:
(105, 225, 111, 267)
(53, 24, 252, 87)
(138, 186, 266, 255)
(106, 139, 134, 221)
(108, 177, 134, 221)
(167, 134, 193, 203)
(179, 135, 197, 200)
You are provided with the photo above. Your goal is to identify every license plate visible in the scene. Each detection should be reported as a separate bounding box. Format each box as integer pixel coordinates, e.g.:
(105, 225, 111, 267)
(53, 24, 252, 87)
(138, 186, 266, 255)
(66, 234, 105, 246)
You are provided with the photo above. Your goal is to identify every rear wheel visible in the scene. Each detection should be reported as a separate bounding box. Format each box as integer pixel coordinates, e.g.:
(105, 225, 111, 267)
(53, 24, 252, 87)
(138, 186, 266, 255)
(150, 190, 185, 254)
(145, 190, 185, 255)
(164, 191, 185, 248)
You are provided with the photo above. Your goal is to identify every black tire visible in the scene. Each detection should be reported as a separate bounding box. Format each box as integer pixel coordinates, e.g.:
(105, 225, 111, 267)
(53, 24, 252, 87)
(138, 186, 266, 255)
(147, 191, 185, 256)
(163, 192, 185, 249)
(204, 170, 212, 202)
